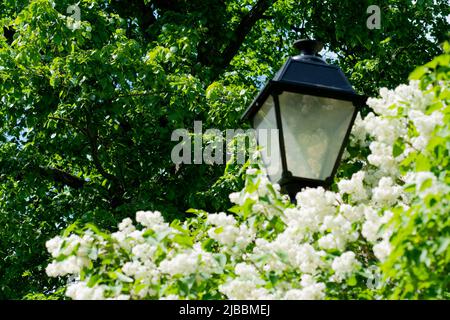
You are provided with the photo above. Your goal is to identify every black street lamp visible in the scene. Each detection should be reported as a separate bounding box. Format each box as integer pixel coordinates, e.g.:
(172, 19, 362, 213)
(242, 39, 366, 200)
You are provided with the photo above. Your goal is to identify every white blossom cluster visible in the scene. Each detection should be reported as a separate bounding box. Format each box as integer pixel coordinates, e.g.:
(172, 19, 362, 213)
(206, 212, 254, 249)
(45, 80, 447, 300)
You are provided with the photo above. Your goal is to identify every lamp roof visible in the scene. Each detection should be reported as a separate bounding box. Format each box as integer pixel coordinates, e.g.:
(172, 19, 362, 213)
(242, 40, 365, 121)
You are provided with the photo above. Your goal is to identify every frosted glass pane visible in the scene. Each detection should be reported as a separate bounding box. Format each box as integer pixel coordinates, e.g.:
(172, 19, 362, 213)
(279, 92, 355, 180)
(253, 96, 282, 182)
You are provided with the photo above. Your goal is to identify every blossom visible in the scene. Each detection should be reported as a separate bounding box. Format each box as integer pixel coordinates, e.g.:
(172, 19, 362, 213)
(362, 208, 393, 243)
(207, 212, 237, 227)
(372, 177, 403, 206)
(339, 204, 364, 223)
(368, 142, 397, 174)
(404, 171, 449, 199)
(373, 239, 391, 262)
(66, 282, 106, 300)
(219, 264, 275, 299)
(159, 245, 221, 276)
(118, 218, 135, 233)
(337, 171, 368, 202)
(136, 211, 165, 228)
(46, 236, 63, 258)
(219, 279, 274, 300)
(350, 113, 368, 146)
(331, 252, 360, 282)
(46, 256, 89, 277)
(363, 113, 406, 145)
(229, 192, 241, 204)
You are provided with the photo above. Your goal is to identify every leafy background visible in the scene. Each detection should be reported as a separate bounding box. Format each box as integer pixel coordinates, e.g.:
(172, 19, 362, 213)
(0, 0, 449, 299)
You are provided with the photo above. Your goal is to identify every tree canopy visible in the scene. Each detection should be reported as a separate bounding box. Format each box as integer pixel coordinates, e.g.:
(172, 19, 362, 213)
(0, 0, 448, 299)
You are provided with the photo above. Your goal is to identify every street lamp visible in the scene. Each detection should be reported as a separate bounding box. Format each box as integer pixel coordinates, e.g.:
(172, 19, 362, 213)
(242, 39, 366, 200)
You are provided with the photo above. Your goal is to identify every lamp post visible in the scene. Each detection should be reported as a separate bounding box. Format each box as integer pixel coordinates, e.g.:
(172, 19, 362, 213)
(242, 39, 366, 200)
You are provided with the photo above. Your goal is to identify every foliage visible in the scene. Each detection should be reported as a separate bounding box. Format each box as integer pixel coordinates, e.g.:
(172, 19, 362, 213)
(45, 51, 449, 299)
(380, 46, 450, 299)
(0, 0, 448, 298)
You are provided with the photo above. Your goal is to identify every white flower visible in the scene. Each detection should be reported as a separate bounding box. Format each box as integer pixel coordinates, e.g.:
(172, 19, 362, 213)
(318, 234, 338, 250)
(339, 204, 364, 223)
(296, 187, 337, 210)
(45, 256, 89, 277)
(252, 203, 265, 213)
(294, 244, 326, 274)
(219, 276, 274, 300)
(118, 218, 135, 233)
(337, 171, 368, 202)
(207, 212, 236, 227)
(363, 113, 406, 145)
(408, 110, 443, 139)
(229, 192, 241, 204)
(46, 236, 63, 258)
(235, 263, 257, 278)
(373, 239, 391, 262)
(367, 142, 397, 174)
(366, 81, 433, 117)
(131, 243, 156, 260)
(362, 209, 393, 243)
(136, 211, 165, 228)
(284, 274, 326, 300)
(331, 252, 360, 282)
(350, 113, 368, 146)
(403, 171, 448, 197)
(206, 213, 254, 249)
(159, 246, 221, 276)
(372, 177, 403, 206)
(66, 282, 105, 300)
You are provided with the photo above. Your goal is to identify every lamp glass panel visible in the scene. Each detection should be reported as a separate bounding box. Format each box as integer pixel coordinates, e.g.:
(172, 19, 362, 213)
(278, 92, 355, 180)
(253, 96, 283, 182)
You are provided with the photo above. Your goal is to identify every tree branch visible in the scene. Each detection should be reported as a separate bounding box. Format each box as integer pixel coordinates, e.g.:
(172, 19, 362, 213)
(84, 118, 119, 185)
(83, 107, 126, 209)
(47, 113, 121, 188)
(37, 166, 85, 189)
(1, 165, 86, 189)
(47, 116, 86, 135)
(208, 0, 277, 80)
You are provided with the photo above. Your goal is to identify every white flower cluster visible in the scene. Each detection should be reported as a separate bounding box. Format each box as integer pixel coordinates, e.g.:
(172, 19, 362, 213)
(206, 212, 254, 249)
(219, 263, 275, 299)
(331, 252, 361, 282)
(46, 233, 96, 277)
(159, 244, 222, 276)
(364, 81, 442, 172)
(338, 171, 368, 201)
(283, 275, 326, 300)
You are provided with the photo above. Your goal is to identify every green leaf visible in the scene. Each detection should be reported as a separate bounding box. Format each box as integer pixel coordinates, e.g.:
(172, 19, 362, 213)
(172, 234, 193, 247)
(201, 238, 215, 251)
(419, 178, 433, 192)
(214, 226, 224, 234)
(436, 238, 450, 255)
(214, 254, 227, 268)
(416, 154, 431, 171)
(409, 66, 428, 80)
(347, 275, 357, 286)
(393, 138, 405, 157)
